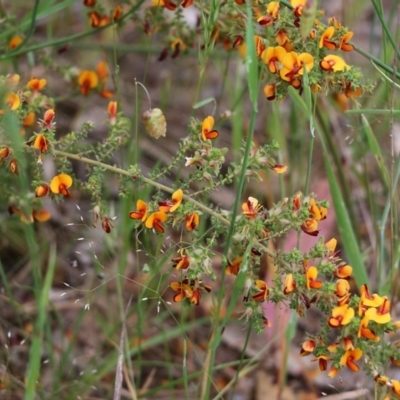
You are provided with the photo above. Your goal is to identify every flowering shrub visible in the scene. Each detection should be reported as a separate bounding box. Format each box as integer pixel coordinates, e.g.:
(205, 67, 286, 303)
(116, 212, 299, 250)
(0, 0, 398, 398)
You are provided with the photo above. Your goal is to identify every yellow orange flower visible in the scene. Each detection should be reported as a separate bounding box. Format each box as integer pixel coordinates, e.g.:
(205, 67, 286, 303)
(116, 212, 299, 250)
(252, 280, 269, 302)
(261, 46, 287, 74)
(306, 266, 323, 289)
(101, 216, 114, 233)
(276, 30, 289, 46)
(226, 258, 242, 276)
(185, 213, 199, 231)
(339, 32, 354, 52)
(266, 1, 280, 19)
(328, 304, 355, 327)
(43, 109, 55, 128)
(172, 249, 190, 270)
(257, 15, 274, 27)
(320, 55, 349, 72)
(145, 211, 168, 233)
(242, 197, 262, 219)
(158, 189, 183, 212)
(201, 116, 219, 141)
(300, 339, 316, 356)
(0, 147, 10, 163)
(50, 173, 73, 196)
(345, 82, 363, 98)
(328, 366, 339, 378)
(27, 78, 46, 91)
(301, 219, 319, 236)
(393, 380, 400, 396)
(9, 159, 18, 174)
(32, 210, 51, 222)
(96, 61, 108, 81)
(5, 92, 20, 110)
(271, 164, 287, 173)
(340, 348, 362, 372)
(112, 5, 122, 20)
(254, 35, 265, 57)
(9, 36, 23, 50)
(325, 238, 337, 253)
(358, 316, 379, 341)
(263, 84, 276, 101)
(170, 281, 193, 303)
(334, 264, 353, 279)
(107, 101, 117, 124)
(284, 273, 296, 294)
(312, 355, 328, 371)
(151, 0, 177, 10)
(365, 298, 391, 324)
(23, 112, 36, 127)
(319, 26, 336, 49)
(129, 200, 148, 222)
(33, 134, 49, 153)
(35, 185, 49, 197)
(334, 279, 350, 298)
(78, 70, 99, 95)
(280, 52, 314, 82)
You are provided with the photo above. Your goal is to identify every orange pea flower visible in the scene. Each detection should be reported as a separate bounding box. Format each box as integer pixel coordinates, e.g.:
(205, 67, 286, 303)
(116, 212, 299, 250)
(226, 257, 242, 276)
(312, 355, 328, 371)
(112, 5, 122, 20)
(325, 238, 337, 253)
(129, 199, 148, 222)
(271, 164, 287, 173)
(35, 185, 49, 197)
(158, 189, 183, 212)
(5, 92, 20, 110)
(33, 134, 49, 153)
(50, 173, 73, 196)
(254, 35, 265, 57)
(108, 101, 117, 124)
(328, 304, 355, 327)
(242, 196, 262, 219)
(365, 297, 391, 324)
(201, 116, 219, 141)
(339, 32, 354, 51)
(23, 112, 36, 127)
(300, 339, 316, 356)
(306, 266, 323, 289)
(185, 213, 199, 231)
(345, 82, 363, 98)
(257, 15, 274, 27)
(284, 273, 296, 294)
(170, 281, 193, 303)
(0, 147, 10, 163)
(84, 0, 96, 6)
(252, 280, 269, 302)
(151, 0, 177, 10)
(32, 210, 51, 222)
(78, 70, 99, 95)
(334, 264, 353, 279)
(27, 78, 46, 92)
(320, 55, 349, 72)
(172, 249, 190, 270)
(334, 279, 350, 298)
(301, 219, 319, 236)
(9, 159, 18, 174)
(340, 348, 363, 372)
(101, 216, 114, 233)
(96, 61, 108, 81)
(263, 84, 276, 101)
(42, 109, 55, 129)
(9, 36, 23, 50)
(309, 198, 327, 221)
(261, 46, 287, 74)
(266, 1, 280, 19)
(319, 26, 336, 49)
(358, 316, 379, 342)
(328, 366, 339, 378)
(393, 380, 400, 396)
(145, 211, 168, 233)
(280, 52, 314, 82)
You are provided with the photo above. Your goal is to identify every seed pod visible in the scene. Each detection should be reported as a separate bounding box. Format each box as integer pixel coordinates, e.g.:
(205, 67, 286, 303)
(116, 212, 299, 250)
(142, 108, 166, 139)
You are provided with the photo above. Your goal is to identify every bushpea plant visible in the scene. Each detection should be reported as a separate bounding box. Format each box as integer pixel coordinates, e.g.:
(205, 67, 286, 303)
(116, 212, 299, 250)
(1, 0, 399, 398)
